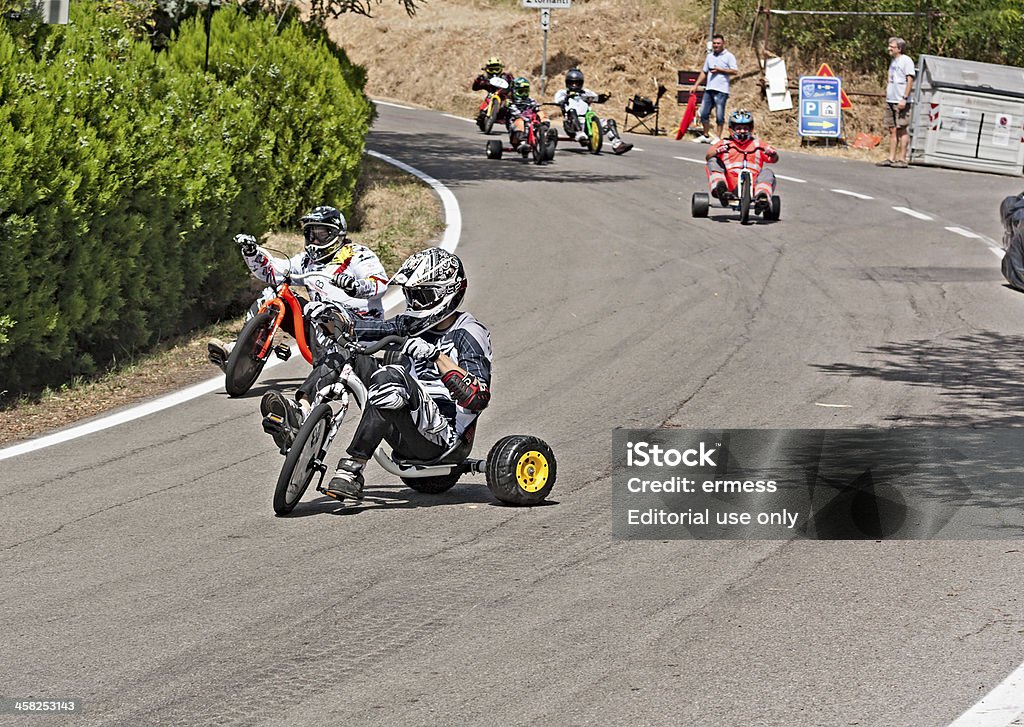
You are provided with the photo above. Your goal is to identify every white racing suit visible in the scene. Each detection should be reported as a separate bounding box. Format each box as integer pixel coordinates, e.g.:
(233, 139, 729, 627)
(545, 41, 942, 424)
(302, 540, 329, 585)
(552, 87, 629, 151)
(242, 242, 388, 317)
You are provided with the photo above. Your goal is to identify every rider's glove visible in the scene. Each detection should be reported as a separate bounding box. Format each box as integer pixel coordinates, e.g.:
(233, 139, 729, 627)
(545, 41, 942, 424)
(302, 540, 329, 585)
(597, 92, 611, 103)
(304, 300, 354, 341)
(332, 272, 360, 295)
(303, 300, 331, 321)
(401, 337, 441, 363)
(234, 233, 258, 256)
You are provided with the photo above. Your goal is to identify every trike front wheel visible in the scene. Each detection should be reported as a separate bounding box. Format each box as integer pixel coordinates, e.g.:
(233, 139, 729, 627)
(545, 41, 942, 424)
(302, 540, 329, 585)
(225, 310, 276, 397)
(273, 403, 333, 516)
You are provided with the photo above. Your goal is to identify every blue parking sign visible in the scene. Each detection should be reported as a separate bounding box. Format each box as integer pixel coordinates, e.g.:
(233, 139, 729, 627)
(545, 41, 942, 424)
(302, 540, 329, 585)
(799, 76, 842, 138)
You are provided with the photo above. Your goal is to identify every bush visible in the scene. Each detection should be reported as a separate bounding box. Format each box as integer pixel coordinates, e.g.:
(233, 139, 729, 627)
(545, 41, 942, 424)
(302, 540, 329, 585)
(0, 3, 373, 399)
(767, 0, 1024, 73)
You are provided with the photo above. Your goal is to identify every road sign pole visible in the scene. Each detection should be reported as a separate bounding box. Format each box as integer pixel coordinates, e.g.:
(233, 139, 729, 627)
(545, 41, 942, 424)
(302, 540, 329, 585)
(522, 0, 570, 95)
(540, 10, 549, 95)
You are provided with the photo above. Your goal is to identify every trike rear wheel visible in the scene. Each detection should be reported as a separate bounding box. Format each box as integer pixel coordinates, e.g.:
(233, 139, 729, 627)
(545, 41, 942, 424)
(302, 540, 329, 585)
(485, 435, 557, 505)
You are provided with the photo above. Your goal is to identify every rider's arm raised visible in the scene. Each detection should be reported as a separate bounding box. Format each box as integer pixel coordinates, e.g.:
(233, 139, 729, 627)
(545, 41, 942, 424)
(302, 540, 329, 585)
(241, 242, 291, 286)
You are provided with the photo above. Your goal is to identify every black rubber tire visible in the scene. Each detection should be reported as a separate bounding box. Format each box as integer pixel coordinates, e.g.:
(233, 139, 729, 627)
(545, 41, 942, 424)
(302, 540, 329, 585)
(691, 192, 710, 218)
(486, 139, 503, 159)
(587, 114, 603, 154)
(532, 127, 544, 165)
(483, 97, 500, 135)
(224, 310, 275, 397)
(485, 435, 557, 506)
(402, 473, 461, 494)
(767, 194, 782, 221)
(544, 127, 558, 161)
(739, 174, 752, 225)
(273, 403, 333, 516)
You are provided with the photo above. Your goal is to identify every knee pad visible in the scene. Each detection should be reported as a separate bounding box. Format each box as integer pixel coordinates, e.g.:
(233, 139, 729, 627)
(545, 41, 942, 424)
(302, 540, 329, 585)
(367, 365, 412, 410)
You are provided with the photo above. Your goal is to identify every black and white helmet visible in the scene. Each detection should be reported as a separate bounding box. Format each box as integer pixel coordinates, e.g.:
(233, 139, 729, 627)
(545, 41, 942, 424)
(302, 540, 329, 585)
(390, 248, 467, 332)
(300, 205, 347, 264)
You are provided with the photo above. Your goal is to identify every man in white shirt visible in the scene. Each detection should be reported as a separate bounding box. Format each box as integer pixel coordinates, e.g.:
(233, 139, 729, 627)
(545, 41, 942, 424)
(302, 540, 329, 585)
(689, 34, 739, 143)
(878, 36, 916, 168)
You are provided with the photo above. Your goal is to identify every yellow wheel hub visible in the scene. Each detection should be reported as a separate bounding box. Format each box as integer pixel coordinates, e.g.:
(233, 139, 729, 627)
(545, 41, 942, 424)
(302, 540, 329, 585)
(515, 451, 549, 492)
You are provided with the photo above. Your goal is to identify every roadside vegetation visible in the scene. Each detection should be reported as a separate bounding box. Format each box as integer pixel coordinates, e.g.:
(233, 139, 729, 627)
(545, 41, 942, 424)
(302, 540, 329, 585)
(0, 154, 440, 445)
(0, 1, 372, 400)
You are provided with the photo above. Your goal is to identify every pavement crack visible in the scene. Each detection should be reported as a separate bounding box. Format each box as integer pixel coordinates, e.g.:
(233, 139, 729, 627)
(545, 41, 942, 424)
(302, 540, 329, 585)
(0, 450, 265, 552)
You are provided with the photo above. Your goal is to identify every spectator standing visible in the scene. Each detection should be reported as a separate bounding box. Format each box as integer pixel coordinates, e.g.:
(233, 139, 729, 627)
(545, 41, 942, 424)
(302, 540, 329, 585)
(878, 36, 916, 168)
(689, 34, 739, 143)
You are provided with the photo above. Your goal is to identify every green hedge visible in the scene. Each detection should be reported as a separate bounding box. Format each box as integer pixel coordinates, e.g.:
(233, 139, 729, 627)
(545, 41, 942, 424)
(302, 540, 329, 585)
(0, 3, 373, 398)
(766, 0, 1024, 72)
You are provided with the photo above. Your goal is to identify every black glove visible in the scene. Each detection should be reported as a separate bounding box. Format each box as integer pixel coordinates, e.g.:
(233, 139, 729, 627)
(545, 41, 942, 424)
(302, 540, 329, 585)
(234, 233, 257, 256)
(597, 92, 611, 104)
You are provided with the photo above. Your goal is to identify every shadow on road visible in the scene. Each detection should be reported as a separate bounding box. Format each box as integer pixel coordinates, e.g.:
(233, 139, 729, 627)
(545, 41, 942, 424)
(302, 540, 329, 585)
(368, 129, 643, 186)
(280, 483, 559, 517)
(811, 330, 1024, 426)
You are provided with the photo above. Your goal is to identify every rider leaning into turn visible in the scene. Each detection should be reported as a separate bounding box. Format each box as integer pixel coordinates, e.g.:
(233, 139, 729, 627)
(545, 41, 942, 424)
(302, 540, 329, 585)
(704, 109, 779, 204)
(207, 206, 388, 370)
(506, 77, 556, 155)
(472, 56, 515, 97)
(260, 248, 493, 502)
(552, 68, 633, 155)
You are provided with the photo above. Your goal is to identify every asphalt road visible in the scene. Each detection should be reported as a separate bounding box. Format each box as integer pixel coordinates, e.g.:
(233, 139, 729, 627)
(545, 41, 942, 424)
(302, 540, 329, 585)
(3, 102, 1023, 727)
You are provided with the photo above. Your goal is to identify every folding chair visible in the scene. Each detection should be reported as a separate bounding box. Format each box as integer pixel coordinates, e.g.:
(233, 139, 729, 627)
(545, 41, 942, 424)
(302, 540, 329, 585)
(623, 84, 668, 135)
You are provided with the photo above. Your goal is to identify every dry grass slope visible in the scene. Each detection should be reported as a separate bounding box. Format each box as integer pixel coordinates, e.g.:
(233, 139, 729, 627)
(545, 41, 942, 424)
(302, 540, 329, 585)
(329, 0, 888, 158)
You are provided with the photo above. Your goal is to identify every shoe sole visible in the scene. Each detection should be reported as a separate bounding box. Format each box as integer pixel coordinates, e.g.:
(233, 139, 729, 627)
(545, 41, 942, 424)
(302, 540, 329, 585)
(324, 487, 364, 501)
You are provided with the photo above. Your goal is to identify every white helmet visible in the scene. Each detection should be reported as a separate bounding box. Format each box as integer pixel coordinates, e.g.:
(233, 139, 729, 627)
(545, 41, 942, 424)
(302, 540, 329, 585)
(390, 248, 467, 332)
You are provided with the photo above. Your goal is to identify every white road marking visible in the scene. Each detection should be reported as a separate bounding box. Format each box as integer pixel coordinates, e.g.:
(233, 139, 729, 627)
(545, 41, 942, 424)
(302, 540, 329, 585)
(944, 225, 1005, 258)
(373, 100, 414, 110)
(893, 206, 934, 220)
(946, 226, 982, 239)
(673, 156, 707, 164)
(814, 402, 852, 408)
(774, 173, 806, 183)
(442, 113, 474, 123)
(0, 150, 463, 462)
(947, 660, 1024, 727)
(831, 188, 874, 200)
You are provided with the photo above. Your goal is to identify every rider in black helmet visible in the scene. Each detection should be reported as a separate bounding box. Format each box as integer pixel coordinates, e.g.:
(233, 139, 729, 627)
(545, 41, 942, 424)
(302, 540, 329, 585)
(553, 67, 633, 154)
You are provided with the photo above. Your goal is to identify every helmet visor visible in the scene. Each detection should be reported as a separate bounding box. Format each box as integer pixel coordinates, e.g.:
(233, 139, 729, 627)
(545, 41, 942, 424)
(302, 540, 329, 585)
(304, 225, 335, 245)
(403, 284, 443, 311)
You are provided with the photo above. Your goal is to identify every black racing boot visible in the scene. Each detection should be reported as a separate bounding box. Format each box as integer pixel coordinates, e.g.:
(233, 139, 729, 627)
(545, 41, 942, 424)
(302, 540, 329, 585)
(326, 459, 365, 501)
(261, 391, 304, 454)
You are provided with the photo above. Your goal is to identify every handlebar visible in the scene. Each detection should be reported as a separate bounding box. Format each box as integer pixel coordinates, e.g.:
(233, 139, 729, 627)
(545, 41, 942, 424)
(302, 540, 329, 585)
(285, 270, 333, 284)
(352, 335, 407, 356)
